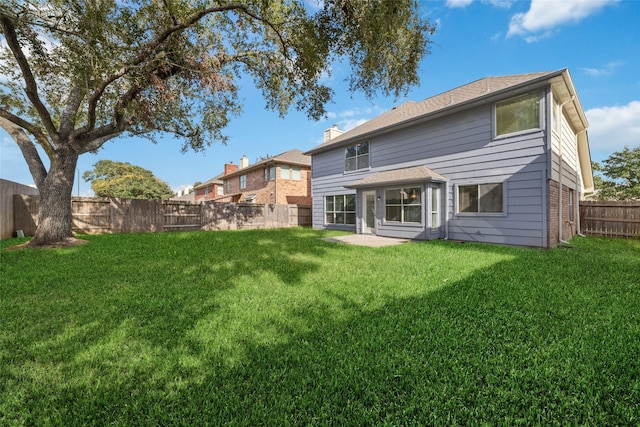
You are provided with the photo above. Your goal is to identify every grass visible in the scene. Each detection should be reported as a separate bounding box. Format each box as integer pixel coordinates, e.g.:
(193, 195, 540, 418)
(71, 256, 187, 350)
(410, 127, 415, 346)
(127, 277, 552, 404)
(1, 228, 639, 426)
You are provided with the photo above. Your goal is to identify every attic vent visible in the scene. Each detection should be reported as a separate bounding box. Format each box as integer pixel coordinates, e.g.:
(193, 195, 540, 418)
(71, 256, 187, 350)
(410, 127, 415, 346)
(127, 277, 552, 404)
(449, 95, 454, 105)
(485, 80, 490, 92)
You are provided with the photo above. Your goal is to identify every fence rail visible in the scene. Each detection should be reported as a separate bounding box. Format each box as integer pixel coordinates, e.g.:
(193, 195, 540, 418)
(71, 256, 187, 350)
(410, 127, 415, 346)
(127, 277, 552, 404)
(579, 201, 640, 238)
(12, 196, 311, 237)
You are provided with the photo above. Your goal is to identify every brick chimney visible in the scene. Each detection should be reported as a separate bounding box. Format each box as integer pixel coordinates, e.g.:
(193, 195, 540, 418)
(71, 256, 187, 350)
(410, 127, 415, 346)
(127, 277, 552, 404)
(324, 124, 344, 143)
(224, 162, 238, 175)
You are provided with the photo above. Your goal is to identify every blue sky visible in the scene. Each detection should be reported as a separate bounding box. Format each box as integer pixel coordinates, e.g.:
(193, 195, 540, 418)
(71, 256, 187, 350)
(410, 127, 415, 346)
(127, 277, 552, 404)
(1, 0, 639, 196)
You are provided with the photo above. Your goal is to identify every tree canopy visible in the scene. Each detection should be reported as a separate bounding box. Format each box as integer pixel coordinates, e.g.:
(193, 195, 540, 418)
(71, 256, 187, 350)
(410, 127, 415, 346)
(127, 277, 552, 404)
(83, 160, 174, 200)
(592, 146, 640, 201)
(0, 0, 435, 247)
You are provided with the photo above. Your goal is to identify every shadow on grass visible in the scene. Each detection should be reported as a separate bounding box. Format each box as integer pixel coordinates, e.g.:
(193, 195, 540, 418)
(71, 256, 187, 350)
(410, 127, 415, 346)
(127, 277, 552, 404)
(1, 234, 638, 425)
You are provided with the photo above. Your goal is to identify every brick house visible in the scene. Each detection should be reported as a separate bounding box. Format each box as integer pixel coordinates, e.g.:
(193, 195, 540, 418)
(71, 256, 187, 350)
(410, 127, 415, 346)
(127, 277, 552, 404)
(193, 162, 238, 202)
(195, 149, 311, 205)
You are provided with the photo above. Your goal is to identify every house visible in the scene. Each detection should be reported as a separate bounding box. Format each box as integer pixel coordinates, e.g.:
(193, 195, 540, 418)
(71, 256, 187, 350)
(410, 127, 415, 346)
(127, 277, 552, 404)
(305, 69, 594, 248)
(199, 149, 312, 205)
(193, 162, 238, 202)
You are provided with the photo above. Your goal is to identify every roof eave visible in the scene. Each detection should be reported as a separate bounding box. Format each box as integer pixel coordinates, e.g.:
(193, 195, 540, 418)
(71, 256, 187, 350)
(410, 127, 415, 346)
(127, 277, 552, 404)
(307, 69, 567, 155)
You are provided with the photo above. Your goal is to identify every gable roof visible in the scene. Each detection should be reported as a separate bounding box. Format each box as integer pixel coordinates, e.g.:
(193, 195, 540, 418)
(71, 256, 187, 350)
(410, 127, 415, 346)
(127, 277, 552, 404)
(345, 165, 447, 189)
(306, 69, 586, 155)
(222, 149, 311, 179)
(194, 172, 225, 189)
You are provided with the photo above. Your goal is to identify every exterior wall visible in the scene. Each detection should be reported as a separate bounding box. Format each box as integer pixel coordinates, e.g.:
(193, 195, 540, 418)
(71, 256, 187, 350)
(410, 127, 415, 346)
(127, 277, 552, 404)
(194, 183, 223, 202)
(224, 164, 311, 205)
(312, 90, 551, 247)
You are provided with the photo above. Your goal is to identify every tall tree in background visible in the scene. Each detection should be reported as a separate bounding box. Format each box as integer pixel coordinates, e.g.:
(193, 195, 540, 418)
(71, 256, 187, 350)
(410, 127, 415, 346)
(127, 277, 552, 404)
(0, 1, 435, 247)
(83, 160, 174, 200)
(593, 146, 640, 201)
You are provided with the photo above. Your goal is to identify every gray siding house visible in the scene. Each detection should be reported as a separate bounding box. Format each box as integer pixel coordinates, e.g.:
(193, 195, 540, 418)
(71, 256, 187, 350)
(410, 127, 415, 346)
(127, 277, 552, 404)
(306, 69, 594, 248)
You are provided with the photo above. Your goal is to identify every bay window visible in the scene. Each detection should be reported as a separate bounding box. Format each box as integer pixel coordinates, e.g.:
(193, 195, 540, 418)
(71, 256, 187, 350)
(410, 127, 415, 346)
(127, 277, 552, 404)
(385, 187, 422, 224)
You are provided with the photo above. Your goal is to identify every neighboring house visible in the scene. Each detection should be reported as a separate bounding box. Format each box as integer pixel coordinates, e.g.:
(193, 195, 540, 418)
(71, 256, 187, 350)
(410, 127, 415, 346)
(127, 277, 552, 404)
(193, 163, 239, 202)
(203, 149, 312, 205)
(305, 69, 594, 248)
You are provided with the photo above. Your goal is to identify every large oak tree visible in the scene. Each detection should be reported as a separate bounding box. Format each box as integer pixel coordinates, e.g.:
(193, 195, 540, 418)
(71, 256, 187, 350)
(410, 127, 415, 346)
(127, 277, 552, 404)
(0, 0, 434, 247)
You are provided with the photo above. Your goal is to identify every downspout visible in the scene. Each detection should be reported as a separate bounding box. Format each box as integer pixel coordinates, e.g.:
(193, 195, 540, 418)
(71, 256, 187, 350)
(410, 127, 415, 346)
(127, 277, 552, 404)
(557, 96, 574, 245)
(444, 181, 449, 240)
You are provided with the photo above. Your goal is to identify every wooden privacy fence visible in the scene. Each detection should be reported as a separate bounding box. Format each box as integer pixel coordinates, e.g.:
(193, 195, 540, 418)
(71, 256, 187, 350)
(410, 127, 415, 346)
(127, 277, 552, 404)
(13, 195, 311, 236)
(579, 201, 640, 238)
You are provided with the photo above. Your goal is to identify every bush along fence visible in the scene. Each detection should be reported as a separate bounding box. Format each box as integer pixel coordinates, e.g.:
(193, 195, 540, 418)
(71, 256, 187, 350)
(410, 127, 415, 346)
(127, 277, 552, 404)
(579, 200, 640, 238)
(12, 195, 311, 237)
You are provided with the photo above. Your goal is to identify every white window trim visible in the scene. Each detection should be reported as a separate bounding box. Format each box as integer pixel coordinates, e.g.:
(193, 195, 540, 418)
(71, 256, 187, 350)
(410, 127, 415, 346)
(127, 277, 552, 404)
(240, 175, 247, 190)
(455, 181, 507, 217)
(382, 186, 423, 225)
(493, 91, 543, 140)
(344, 141, 371, 173)
(324, 194, 357, 225)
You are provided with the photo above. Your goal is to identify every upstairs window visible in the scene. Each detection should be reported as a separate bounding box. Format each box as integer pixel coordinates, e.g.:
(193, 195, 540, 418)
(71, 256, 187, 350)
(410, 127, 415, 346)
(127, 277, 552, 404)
(217, 185, 223, 196)
(345, 141, 369, 171)
(292, 166, 301, 181)
(240, 175, 246, 190)
(264, 166, 276, 181)
(281, 165, 291, 179)
(495, 92, 540, 137)
(458, 183, 504, 214)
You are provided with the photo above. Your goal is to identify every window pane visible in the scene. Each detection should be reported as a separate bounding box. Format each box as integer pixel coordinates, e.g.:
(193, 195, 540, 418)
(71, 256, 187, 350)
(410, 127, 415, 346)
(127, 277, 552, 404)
(345, 157, 357, 171)
(479, 183, 503, 213)
(406, 187, 421, 204)
(345, 194, 356, 211)
(432, 212, 439, 229)
(345, 145, 357, 158)
(335, 195, 345, 211)
(385, 189, 401, 205)
(281, 165, 291, 179)
(325, 196, 334, 211)
(335, 212, 345, 224)
(357, 142, 369, 155)
(292, 166, 301, 181)
(386, 206, 401, 222)
(325, 213, 334, 224)
(356, 154, 369, 169)
(346, 213, 356, 225)
(404, 206, 421, 223)
(496, 92, 539, 136)
(270, 167, 276, 180)
(459, 185, 478, 213)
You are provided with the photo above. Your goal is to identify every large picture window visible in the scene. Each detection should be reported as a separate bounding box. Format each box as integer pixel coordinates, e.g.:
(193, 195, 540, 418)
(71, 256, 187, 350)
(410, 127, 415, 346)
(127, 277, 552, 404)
(458, 183, 503, 214)
(495, 92, 540, 136)
(385, 187, 422, 224)
(345, 141, 369, 171)
(325, 194, 356, 225)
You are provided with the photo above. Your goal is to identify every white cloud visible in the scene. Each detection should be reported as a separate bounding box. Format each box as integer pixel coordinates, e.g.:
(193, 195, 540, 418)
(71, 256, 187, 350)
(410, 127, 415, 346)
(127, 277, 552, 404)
(586, 101, 640, 156)
(508, 0, 618, 40)
(580, 61, 623, 77)
(446, 0, 473, 8)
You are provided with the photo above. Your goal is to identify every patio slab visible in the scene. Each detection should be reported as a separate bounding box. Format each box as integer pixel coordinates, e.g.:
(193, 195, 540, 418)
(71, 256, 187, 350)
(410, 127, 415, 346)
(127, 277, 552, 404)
(321, 234, 409, 247)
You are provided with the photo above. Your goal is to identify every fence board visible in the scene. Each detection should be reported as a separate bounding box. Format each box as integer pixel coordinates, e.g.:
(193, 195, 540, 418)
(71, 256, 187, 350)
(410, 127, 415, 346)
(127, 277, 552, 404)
(7, 195, 311, 238)
(580, 201, 640, 238)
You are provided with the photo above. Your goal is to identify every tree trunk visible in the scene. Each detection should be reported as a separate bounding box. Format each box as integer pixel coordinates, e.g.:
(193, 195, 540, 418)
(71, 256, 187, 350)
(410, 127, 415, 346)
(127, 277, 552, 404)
(29, 151, 79, 247)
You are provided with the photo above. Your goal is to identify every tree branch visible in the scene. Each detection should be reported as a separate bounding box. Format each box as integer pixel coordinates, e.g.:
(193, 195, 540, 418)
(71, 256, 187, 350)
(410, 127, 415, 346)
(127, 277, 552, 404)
(0, 107, 55, 155)
(0, 13, 60, 145)
(73, 3, 287, 138)
(59, 84, 84, 139)
(0, 116, 47, 188)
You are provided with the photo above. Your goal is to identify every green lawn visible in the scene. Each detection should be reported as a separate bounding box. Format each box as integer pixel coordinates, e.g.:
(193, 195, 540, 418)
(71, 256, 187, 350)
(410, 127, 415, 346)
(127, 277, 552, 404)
(1, 229, 639, 426)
